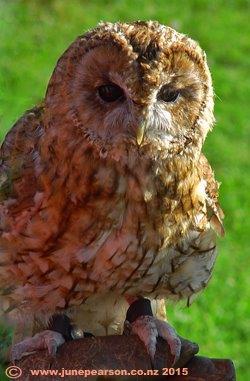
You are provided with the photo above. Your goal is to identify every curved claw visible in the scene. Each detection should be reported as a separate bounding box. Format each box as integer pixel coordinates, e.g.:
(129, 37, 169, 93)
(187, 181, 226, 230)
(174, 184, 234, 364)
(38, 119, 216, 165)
(10, 330, 65, 362)
(155, 319, 181, 364)
(128, 315, 181, 367)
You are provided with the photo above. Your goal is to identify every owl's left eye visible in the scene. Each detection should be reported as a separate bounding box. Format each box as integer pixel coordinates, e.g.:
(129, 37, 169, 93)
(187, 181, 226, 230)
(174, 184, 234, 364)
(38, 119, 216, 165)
(157, 85, 180, 103)
(97, 84, 125, 102)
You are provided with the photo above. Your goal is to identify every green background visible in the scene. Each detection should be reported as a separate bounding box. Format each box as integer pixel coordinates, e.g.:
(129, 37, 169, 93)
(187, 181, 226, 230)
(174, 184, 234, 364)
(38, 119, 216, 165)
(0, 0, 249, 379)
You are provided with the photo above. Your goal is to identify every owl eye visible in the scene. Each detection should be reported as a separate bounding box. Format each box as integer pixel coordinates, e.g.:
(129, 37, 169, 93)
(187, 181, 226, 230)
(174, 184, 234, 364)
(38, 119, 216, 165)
(97, 84, 125, 102)
(158, 85, 180, 103)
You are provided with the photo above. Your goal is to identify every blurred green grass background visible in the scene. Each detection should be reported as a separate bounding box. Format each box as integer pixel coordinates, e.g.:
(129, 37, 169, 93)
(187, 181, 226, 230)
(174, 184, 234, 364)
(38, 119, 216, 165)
(0, 0, 249, 379)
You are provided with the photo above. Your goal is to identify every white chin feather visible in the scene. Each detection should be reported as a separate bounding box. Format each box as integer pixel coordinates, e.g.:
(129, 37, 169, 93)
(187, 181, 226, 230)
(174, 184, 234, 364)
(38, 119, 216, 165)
(161, 133, 174, 144)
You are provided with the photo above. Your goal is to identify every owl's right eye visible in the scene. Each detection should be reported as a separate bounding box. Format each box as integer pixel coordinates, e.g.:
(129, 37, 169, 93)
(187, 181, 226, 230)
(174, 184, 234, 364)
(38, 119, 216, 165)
(157, 85, 180, 103)
(97, 84, 125, 102)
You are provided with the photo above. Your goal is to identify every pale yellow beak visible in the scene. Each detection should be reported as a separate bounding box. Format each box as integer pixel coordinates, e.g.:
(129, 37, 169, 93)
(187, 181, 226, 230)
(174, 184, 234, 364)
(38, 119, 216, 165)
(136, 121, 146, 146)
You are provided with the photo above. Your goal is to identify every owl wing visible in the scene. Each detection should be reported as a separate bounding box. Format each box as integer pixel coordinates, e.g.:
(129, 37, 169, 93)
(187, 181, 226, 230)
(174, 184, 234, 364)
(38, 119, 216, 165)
(0, 105, 44, 236)
(163, 154, 224, 303)
(199, 153, 224, 237)
(0, 105, 45, 317)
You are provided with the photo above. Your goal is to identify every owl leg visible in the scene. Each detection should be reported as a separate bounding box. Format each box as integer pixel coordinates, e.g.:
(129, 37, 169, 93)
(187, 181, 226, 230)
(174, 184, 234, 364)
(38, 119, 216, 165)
(123, 297, 181, 368)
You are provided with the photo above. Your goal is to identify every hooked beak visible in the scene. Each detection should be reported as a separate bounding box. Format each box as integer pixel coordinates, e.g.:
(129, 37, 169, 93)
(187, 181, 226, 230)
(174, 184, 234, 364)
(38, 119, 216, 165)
(136, 121, 146, 146)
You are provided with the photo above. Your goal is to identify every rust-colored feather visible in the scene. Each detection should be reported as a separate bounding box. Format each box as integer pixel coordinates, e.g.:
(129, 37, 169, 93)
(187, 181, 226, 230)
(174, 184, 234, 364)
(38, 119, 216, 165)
(0, 22, 224, 340)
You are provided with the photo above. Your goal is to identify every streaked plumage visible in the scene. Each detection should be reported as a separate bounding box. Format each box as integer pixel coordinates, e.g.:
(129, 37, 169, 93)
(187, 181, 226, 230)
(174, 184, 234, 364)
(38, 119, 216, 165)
(0, 21, 223, 353)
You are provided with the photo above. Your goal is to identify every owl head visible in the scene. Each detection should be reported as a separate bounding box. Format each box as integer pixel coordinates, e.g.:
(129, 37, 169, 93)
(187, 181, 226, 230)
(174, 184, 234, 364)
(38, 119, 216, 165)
(45, 21, 214, 161)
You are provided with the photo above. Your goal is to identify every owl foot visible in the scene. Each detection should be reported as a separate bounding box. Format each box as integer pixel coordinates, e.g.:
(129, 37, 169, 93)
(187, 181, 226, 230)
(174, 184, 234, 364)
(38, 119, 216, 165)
(10, 314, 94, 362)
(124, 298, 181, 368)
(10, 330, 65, 362)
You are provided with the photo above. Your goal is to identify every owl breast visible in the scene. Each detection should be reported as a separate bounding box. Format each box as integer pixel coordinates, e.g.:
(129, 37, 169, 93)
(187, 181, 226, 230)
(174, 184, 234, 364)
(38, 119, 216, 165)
(55, 144, 207, 305)
(0, 144, 209, 315)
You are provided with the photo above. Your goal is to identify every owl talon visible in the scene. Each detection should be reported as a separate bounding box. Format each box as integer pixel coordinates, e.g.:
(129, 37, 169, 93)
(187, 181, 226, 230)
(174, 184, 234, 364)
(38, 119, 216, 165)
(10, 330, 65, 362)
(154, 318, 181, 364)
(47, 339, 59, 357)
(124, 298, 181, 367)
(125, 315, 181, 367)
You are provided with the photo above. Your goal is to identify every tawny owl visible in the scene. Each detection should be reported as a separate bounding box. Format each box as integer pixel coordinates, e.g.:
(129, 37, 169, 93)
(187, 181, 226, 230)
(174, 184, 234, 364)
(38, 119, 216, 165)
(0, 21, 224, 364)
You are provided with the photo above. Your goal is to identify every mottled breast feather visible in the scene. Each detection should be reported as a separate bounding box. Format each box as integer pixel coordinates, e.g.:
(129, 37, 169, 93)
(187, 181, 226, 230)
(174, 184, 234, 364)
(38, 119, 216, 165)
(0, 22, 224, 329)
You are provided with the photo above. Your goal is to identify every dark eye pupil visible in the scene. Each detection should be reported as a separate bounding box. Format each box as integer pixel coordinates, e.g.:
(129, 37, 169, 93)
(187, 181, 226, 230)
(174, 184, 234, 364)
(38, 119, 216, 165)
(158, 86, 180, 103)
(98, 84, 124, 102)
